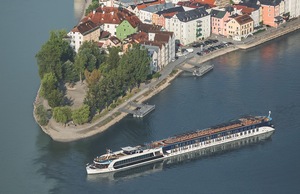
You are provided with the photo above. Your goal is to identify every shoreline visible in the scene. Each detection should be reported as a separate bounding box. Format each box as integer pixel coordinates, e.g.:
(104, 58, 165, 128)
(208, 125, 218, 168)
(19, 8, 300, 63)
(33, 12, 300, 142)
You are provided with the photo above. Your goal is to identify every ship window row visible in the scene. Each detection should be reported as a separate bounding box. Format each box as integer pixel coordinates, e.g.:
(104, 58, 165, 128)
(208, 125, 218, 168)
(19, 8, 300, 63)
(164, 125, 261, 150)
(114, 153, 154, 166)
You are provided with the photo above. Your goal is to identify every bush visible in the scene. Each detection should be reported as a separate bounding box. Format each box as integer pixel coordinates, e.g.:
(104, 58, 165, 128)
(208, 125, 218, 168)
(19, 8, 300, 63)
(152, 72, 161, 79)
(35, 105, 49, 126)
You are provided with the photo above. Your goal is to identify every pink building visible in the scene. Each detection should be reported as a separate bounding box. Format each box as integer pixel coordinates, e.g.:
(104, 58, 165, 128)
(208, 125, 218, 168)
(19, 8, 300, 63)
(210, 9, 231, 36)
(260, 0, 284, 27)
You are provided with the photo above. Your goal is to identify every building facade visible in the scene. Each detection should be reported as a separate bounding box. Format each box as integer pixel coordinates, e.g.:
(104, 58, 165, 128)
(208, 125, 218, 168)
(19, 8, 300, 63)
(284, 0, 300, 18)
(211, 9, 230, 36)
(260, 0, 285, 27)
(68, 20, 101, 52)
(165, 7, 211, 45)
(227, 14, 254, 41)
(116, 20, 138, 40)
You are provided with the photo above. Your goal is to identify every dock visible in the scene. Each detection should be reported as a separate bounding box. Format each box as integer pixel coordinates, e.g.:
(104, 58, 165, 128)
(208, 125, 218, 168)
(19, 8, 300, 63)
(177, 63, 214, 77)
(192, 64, 214, 76)
(119, 102, 155, 118)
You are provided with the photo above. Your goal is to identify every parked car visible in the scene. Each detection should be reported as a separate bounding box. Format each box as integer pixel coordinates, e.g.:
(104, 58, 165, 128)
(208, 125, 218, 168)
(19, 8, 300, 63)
(212, 39, 219, 43)
(192, 43, 201, 48)
(196, 52, 203, 56)
(186, 48, 194, 53)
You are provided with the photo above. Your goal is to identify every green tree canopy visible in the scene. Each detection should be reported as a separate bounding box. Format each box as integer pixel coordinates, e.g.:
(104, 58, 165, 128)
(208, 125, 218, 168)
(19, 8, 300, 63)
(100, 47, 121, 73)
(53, 106, 72, 124)
(40, 72, 58, 98)
(35, 105, 49, 126)
(62, 60, 79, 83)
(47, 89, 64, 108)
(118, 44, 150, 89)
(74, 41, 105, 82)
(85, 1, 100, 16)
(36, 30, 75, 80)
(72, 105, 90, 125)
(84, 44, 150, 114)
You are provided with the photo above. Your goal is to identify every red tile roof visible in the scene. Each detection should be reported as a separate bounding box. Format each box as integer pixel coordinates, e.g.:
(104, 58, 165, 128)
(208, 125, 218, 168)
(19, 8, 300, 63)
(138, 23, 162, 33)
(71, 20, 99, 34)
(194, 0, 216, 6)
(131, 32, 149, 43)
(233, 5, 255, 15)
(100, 31, 110, 39)
(109, 36, 121, 45)
(136, 0, 166, 10)
(234, 14, 253, 25)
(83, 6, 141, 28)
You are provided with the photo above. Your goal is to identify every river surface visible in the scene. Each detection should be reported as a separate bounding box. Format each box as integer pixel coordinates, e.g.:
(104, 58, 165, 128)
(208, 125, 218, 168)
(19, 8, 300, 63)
(0, 0, 300, 193)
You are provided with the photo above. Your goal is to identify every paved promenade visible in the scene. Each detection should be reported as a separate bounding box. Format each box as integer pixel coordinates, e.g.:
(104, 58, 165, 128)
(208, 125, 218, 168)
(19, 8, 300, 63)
(34, 16, 300, 142)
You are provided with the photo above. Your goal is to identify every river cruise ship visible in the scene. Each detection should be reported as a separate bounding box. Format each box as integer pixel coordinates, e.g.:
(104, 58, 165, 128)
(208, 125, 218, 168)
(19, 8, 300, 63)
(86, 112, 275, 174)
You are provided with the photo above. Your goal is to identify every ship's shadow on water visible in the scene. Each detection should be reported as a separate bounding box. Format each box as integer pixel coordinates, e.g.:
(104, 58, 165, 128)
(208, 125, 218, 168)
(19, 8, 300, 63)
(86, 132, 274, 182)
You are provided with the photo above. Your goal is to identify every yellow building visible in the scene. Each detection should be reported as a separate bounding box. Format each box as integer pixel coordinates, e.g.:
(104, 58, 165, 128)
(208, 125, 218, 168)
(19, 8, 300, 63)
(227, 14, 254, 41)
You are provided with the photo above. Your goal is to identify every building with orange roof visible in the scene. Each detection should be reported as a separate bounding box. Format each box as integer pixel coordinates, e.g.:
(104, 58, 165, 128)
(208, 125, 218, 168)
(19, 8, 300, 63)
(125, 25, 175, 72)
(132, 0, 165, 17)
(69, 6, 142, 52)
(194, 0, 216, 7)
(177, 1, 213, 9)
(233, 3, 262, 27)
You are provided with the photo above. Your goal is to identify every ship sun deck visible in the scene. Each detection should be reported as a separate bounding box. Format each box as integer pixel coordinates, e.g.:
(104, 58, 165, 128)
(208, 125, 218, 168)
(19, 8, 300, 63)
(162, 116, 270, 144)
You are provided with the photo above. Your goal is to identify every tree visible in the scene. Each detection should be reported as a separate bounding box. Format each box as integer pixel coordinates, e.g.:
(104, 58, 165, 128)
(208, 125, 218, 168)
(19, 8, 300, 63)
(40, 72, 58, 99)
(47, 89, 64, 108)
(72, 105, 90, 125)
(101, 47, 121, 73)
(84, 80, 107, 114)
(84, 69, 101, 86)
(36, 30, 74, 80)
(118, 44, 150, 90)
(62, 60, 79, 84)
(85, 1, 100, 16)
(35, 105, 49, 126)
(53, 106, 72, 125)
(74, 41, 105, 83)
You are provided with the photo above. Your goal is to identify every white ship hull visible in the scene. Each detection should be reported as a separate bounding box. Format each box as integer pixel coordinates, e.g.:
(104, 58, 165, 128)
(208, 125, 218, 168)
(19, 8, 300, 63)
(87, 126, 275, 174)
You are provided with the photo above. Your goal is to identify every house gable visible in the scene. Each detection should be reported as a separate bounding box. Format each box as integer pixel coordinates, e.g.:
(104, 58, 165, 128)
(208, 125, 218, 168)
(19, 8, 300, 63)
(116, 20, 137, 40)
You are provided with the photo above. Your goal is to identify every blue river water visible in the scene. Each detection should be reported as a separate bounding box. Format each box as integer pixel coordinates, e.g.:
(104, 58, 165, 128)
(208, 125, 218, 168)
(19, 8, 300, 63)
(0, 0, 300, 193)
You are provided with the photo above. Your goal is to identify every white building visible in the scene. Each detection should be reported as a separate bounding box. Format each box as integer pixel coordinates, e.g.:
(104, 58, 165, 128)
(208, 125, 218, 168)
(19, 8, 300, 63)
(68, 20, 101, 52)
(165, 7, 211, 45)
(139, 2, 174, 24)
(137, 28, 175, 71)
(284, 0, 300, 18)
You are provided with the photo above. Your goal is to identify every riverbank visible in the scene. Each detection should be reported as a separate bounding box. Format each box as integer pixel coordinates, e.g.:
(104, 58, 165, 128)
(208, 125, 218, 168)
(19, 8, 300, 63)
(33, 16, 300, 142)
